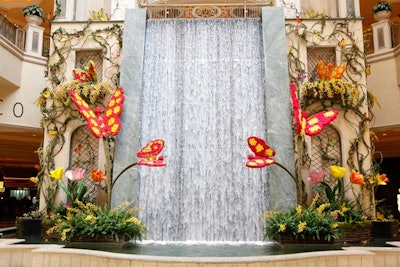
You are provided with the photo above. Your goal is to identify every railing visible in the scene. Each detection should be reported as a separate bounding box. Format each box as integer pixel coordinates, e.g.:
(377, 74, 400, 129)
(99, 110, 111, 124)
(0, 14, 25, 50)
(392, 22, 400, 48)
(1, 14, 49, 58)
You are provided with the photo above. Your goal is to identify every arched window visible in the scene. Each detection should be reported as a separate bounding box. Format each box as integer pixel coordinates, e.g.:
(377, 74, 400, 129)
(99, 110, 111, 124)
(69, 125, 99, 202)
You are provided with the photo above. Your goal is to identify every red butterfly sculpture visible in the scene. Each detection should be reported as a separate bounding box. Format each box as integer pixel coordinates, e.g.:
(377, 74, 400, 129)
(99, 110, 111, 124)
(72, 60, 97, 83)
(70, 87, 124, 138)
(246, 136, 276, 168)
(317, 60, 346, 80)
(290, 83, 338, 136)
(137, 139, 166, 167)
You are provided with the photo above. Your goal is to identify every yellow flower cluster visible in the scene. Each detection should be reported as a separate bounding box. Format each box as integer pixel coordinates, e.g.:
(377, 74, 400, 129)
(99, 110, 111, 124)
(53, 80, 114, 106)
(297, 221, 307, 233)
(317, 203, 329, 216)
(301, 79, 359, 107)
(296, 205, 302, 216)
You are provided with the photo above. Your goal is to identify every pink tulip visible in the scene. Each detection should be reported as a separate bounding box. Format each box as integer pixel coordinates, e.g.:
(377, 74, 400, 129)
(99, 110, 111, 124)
(65, 167, 86, 181)
(307, 169, 325, 185)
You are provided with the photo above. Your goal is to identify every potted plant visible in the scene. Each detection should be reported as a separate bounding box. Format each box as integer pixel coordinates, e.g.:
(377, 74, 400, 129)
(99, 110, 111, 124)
(47, 200, 146, 243)
(372, 2, 392, 21)
(22, 4, 44, 25)
(261, 195, 341, 244)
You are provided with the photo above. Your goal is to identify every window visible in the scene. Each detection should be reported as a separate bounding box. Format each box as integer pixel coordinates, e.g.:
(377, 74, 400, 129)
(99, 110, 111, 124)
(69, 126, 99, 202)
(75, 50, 103, 82)
(307, 46, 336, 81)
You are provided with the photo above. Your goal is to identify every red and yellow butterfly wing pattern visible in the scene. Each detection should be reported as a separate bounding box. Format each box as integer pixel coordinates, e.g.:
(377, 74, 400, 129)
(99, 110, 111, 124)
(304, 110, 339, 136)
(70, 87, 125, 138)
(104, 87, 125, 136)
(72, 60, 98, 83)
(70, 90, 103, 138)
(290, 83, 303, 135)
(290, 83, 339, 136)
(137, 139, 166, 167)
(246, 136, 276, 168)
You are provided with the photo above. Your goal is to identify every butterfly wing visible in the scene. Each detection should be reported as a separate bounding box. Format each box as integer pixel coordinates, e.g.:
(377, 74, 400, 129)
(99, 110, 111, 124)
(137, 139, 166, 167)
(104, 87, 125, 136)
(70, 90, 103, 138)
(247, 136, 275, 158)
(290, 83, 304, 135)
(85, 60, 97, 83)
(317, 60, 328, 80)
(72, 68, 90, 83)
(246, 155, 276, 168)
(305, 109, 339, 136)
(330, 65, 346, 79)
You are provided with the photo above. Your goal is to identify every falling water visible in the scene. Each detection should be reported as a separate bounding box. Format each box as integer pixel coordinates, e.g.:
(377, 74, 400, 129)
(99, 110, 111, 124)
(138, 18, 269, 242)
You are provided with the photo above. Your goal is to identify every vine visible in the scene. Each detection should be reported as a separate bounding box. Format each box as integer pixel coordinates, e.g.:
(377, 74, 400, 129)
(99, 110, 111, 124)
(35, 20, 123, 212)
(285, 18, 381, 218)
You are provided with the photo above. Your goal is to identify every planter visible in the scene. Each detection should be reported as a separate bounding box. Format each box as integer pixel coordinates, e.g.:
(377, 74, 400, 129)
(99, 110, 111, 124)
(336, 222, 372, 244)
(25, 15, 43, 25)
(40, 219, 58, 242)
(373, 10, 391, 21)
(276, 235, 334, 244)
(372, 220, 399, 239)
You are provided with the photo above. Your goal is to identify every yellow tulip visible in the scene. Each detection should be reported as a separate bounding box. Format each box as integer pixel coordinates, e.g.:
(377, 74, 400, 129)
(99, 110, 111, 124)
(329, 165, 347, 179)
(50, 167, 64, 180)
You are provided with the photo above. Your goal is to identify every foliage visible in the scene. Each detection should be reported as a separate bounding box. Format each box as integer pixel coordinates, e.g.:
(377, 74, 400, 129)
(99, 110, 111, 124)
(310, 166, 364, 224)
(301, 79, 359, 109)
(262, 195, 341, 242)
(22, 4, 44, 19)
(34, 21, 122, 214)
(22, 209, 45, 219)
(48, 200, 146, 242)
(372, 2, 392, 14)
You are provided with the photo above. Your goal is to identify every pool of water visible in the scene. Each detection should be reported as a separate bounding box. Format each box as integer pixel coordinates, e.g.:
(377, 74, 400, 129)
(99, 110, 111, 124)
(65, 241, 345, 257)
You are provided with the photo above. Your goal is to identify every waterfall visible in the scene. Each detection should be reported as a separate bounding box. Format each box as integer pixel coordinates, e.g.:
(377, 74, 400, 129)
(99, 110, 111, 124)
(138, 18, 269, 242)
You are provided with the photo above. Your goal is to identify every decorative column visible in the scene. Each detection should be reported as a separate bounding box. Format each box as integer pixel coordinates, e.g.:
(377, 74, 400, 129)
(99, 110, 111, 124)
(24, 23, 44, 56)
(371, 19, 392, 53)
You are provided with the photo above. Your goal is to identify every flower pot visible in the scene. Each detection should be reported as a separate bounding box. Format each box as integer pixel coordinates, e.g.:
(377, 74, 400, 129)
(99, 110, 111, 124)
(373, 10, 391, 21)
(372, 220, 399, 239)
(336, 222, 372, 244)
(25, 15, 43, 25)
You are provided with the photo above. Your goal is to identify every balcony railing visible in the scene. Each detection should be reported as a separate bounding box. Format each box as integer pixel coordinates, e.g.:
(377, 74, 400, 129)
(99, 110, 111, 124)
(0, 14, 48, 58)
(0, 14, 25, 51)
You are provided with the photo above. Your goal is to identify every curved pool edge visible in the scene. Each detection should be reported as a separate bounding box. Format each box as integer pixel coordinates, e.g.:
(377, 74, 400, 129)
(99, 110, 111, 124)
(2, 239, 400, 267)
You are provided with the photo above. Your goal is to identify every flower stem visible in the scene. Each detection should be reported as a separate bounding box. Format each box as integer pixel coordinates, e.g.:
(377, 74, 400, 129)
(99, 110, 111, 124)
(111, 162, 138, 191)
(274, 161, 297, 182)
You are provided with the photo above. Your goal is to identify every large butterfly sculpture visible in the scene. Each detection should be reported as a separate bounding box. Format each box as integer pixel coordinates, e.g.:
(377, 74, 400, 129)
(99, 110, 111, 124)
(246, 136, 276, 168)
(72, 60, 97, 83)
(317, 60, 346, 80)
(290, 83, 338, 136)
(70, 87, 124, 138)
(137, 139, 166, 167)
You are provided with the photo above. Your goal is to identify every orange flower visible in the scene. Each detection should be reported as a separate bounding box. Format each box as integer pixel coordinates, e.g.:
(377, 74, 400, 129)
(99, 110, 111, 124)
(376, 173, 389, 185)
(91, 169, 106, 182)
(349, 170, 365, 185)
